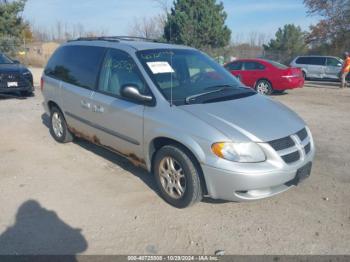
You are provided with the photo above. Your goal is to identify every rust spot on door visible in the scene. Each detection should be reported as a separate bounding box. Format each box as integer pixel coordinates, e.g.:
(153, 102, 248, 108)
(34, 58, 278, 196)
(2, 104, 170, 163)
(68, 126, 146, 169)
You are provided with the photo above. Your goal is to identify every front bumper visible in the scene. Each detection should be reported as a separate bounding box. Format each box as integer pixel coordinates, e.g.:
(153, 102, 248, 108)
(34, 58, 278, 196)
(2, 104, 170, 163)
(201, 148, 315, 202)
(0, 74, 34, 94)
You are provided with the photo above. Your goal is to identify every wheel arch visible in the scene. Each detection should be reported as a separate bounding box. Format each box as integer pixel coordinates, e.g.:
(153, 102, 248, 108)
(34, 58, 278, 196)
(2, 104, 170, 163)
(47, 100, 70, 125)
(148, 136, 208, 195)
(47, 100, 61, 112)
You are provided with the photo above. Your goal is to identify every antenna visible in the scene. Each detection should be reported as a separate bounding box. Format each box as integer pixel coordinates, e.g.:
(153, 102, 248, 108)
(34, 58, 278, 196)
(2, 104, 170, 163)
(170, 51, 173, 107)
(170, 25, 173, 107)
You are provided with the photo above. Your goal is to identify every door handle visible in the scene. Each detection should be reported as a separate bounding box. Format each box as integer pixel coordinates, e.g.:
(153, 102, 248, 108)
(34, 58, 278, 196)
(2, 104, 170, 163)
(92, 104, 104, 113)
(81, 100, 91, 109)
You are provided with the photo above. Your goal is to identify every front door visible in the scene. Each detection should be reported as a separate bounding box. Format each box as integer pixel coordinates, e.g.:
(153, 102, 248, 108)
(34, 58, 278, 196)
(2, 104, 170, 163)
(90, 48, 146, 165)
(325, 57, 342, 79)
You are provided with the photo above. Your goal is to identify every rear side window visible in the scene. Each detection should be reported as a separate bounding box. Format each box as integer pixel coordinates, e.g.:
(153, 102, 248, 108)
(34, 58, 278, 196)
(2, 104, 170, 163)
(295, 57, 308, 64)
(243, 61, 265, 70)
(45, 45, 106, 89)
(295, 57, 326, 66)
(225, 61, 242, 71)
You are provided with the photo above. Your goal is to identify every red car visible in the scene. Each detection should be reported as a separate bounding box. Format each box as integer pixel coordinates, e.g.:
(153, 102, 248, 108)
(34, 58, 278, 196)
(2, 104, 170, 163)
(224, 59, 304, 95)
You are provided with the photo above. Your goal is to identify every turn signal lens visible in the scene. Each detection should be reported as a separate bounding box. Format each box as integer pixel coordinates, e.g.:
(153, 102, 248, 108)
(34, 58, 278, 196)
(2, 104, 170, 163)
(212, 143, 225, 158)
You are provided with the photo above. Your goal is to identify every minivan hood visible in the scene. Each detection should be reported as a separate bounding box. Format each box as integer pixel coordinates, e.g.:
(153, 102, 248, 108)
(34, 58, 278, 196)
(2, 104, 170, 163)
(180, 94, 305, 142)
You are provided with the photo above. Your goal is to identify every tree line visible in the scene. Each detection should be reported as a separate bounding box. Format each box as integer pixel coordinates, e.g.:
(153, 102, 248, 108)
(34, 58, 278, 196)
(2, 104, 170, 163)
(1, 0, 349, 63)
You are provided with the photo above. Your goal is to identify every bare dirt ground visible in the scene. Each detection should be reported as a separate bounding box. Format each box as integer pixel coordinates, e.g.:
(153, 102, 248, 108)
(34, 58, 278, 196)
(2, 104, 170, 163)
(0, 69, 349, 255)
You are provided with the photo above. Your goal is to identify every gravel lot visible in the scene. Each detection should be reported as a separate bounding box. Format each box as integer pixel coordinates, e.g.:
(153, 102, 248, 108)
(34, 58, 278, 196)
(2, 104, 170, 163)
(0, 68, 349, 255)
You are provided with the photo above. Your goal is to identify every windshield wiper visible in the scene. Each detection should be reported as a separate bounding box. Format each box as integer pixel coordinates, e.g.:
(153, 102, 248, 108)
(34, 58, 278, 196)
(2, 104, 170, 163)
(185, 86, 232, 104)
(204, 84, 235, 90)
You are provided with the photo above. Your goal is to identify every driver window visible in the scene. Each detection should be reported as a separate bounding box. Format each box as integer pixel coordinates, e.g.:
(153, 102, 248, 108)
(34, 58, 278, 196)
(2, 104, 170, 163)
(98, 49, 145, 97)
(326, 58, 341, 67)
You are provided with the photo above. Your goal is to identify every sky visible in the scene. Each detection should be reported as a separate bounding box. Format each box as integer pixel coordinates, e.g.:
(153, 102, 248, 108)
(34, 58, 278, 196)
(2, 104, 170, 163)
(23, 0, 321, 42)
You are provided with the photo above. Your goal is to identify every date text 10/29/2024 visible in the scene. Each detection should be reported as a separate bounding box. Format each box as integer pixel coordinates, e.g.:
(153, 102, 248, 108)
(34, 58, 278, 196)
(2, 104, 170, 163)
(128, 256, 220, 261)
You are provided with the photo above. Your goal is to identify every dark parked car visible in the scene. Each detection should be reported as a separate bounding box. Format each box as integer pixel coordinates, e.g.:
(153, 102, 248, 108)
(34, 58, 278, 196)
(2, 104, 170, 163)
(0, 53, 34, 97)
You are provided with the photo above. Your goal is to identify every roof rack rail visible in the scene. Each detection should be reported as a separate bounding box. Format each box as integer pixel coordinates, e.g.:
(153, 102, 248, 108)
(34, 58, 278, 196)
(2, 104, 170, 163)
(70, 36, 162, 43)
(71, 36, 120, 42)
(111, 36, 160, 42)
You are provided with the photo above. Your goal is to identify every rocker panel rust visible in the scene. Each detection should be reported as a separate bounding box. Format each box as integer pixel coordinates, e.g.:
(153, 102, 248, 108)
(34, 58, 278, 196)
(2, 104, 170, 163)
(68, 126, 147, 168)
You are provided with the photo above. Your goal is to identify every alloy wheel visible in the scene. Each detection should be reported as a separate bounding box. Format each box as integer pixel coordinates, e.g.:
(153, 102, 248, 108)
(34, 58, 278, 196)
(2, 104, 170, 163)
(52, 112, 63, 138)
(256, 81, 271, 95)
(159, 157, 186, 199)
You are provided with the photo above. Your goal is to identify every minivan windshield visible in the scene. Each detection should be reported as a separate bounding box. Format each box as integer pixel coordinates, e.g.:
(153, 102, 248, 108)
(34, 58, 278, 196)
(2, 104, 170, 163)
(0, 53, 13, 64)
(137, 49, 255, 105)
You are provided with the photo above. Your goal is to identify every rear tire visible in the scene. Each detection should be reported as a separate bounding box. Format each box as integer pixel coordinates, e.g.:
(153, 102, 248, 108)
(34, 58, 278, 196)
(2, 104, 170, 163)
(255, 80, 273, 95)
(49, 106, 73, 143)
(153, 145, 203, 208)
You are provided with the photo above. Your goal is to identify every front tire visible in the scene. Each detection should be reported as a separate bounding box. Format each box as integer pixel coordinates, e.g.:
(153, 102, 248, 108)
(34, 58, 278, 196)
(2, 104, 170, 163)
(49, 107, 73, 143)
(153, 145, 203, 208)
(255, 80, 273, 95)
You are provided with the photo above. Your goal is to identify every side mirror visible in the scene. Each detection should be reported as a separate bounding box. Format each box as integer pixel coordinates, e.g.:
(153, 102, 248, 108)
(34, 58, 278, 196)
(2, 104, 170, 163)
(337, 63, 342, 67)
(13, 60, 20, 64)
(121, 85, 153, 103)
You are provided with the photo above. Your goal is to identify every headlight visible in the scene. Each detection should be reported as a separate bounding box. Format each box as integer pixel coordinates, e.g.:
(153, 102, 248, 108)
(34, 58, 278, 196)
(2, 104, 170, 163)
(211, 142, 266, 163)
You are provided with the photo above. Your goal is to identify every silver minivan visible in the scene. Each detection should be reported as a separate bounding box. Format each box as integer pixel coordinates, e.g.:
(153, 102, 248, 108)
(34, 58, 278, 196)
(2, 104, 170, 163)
(290, 55, 343, 80)
(42, 37, 315, 208)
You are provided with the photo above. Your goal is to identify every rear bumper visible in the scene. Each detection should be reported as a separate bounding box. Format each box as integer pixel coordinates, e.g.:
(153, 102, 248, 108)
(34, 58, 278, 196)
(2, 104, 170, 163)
(274, 77, 304, 90)
(201, 149, 314, 202)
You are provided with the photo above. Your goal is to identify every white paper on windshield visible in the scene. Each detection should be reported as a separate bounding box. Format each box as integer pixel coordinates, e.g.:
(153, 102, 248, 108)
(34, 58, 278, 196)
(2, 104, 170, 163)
(147, 61, 175, 74)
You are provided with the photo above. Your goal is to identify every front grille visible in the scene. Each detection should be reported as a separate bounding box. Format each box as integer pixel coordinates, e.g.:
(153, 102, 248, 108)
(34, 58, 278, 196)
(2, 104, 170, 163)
(297, 128, 308, 141)
(0, 73, 20, 81)
(304, 143, 311, 155)
(269, 136, 295, 151)
(268, 128, 311, 164)
(282, 151, 300, 164)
